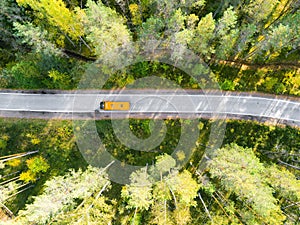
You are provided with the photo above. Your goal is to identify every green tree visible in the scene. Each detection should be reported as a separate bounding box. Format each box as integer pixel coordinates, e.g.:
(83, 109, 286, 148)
(13, 22, 62, 56)
(121, 168, 153, 211)
(151, 153, 176, 177)
(150, 181, 173, 225)
(82, 0, 132, 59)
(244, 0, 279, 24)
(52, 194, 115, 224)
(256, 11, 300, 61)
(16, 0, 84, 41)
(166, 170, 199, 207)
(151, 155, 200, 225)
(121, 154, 200, 225)
(215, 6, 239, 59)
(166, 170, 200, 225)
(264, 164, 300, 201)
(174, 11, 197, 47)
(234, 23, 257, 59)
(167, 9, 186, 35)
(19, 156, 49, 183)
(17, 166, 110, 224)
(47, 69, 72, 89)
(138, 17, 164, 42)
(0, 0, 26, 65)
(0, 139, 7, 150)
(190, 12, 216, 60)
(207, 144, 287, 224)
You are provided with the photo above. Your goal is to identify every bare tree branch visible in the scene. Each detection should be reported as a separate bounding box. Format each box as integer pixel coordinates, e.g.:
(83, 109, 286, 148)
(198, 192, 213, 222)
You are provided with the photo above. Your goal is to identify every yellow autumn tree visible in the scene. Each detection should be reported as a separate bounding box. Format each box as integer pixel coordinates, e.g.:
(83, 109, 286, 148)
(19, 156, 49, 183)
(16, 0, 84, 40)
(129, 3, 142, 26)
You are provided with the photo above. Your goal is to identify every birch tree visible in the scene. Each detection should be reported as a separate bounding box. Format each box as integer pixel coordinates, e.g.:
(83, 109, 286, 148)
(16, 0, 84, 41)
(16, 166, 111, 224)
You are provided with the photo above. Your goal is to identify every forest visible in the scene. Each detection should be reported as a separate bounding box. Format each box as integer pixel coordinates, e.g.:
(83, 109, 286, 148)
(0, 0, 299, 224)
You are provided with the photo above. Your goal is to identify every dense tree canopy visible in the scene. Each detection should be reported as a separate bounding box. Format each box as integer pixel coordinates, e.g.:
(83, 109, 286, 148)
(0, 0, 298, 93)
(0, 0, 299, 224)
(1, 142, 299, 224)
(12, 166, 111, 224)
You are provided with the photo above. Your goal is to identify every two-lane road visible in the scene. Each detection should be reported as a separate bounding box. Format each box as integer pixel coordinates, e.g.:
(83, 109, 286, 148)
(0, 91, 299, 126)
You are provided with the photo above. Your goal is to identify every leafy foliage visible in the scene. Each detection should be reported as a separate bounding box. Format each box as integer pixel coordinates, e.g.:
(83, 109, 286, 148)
(0, 117, 300, 224)
(0, 53, 83, 89)
(19, 156, 49, 183)
(264, 164, 300, 201)
(52, 196, 116, 225)
(190, 12, 216, 59)
(0, 0, 27, 65)
(0, 0, 300, 224)
(82, 0, 131, 58)
(16, 0, 84, 40)
(206, 143, 299, 224)
(121, 154, 200, 224)
(18, 166, 110, 224)
(13, 22, 62, 56)
(121, 168, 153, 210)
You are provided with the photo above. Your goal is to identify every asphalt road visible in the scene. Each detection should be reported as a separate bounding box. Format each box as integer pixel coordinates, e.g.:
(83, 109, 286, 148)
(0, 91, 299, 126)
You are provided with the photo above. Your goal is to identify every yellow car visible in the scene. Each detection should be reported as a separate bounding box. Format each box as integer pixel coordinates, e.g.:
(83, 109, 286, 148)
(100, 101, 130, 111)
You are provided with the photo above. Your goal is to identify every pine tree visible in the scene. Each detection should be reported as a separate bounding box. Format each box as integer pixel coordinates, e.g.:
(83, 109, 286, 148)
(206, 144, 289, 224)
(82, 0, 131, 59)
